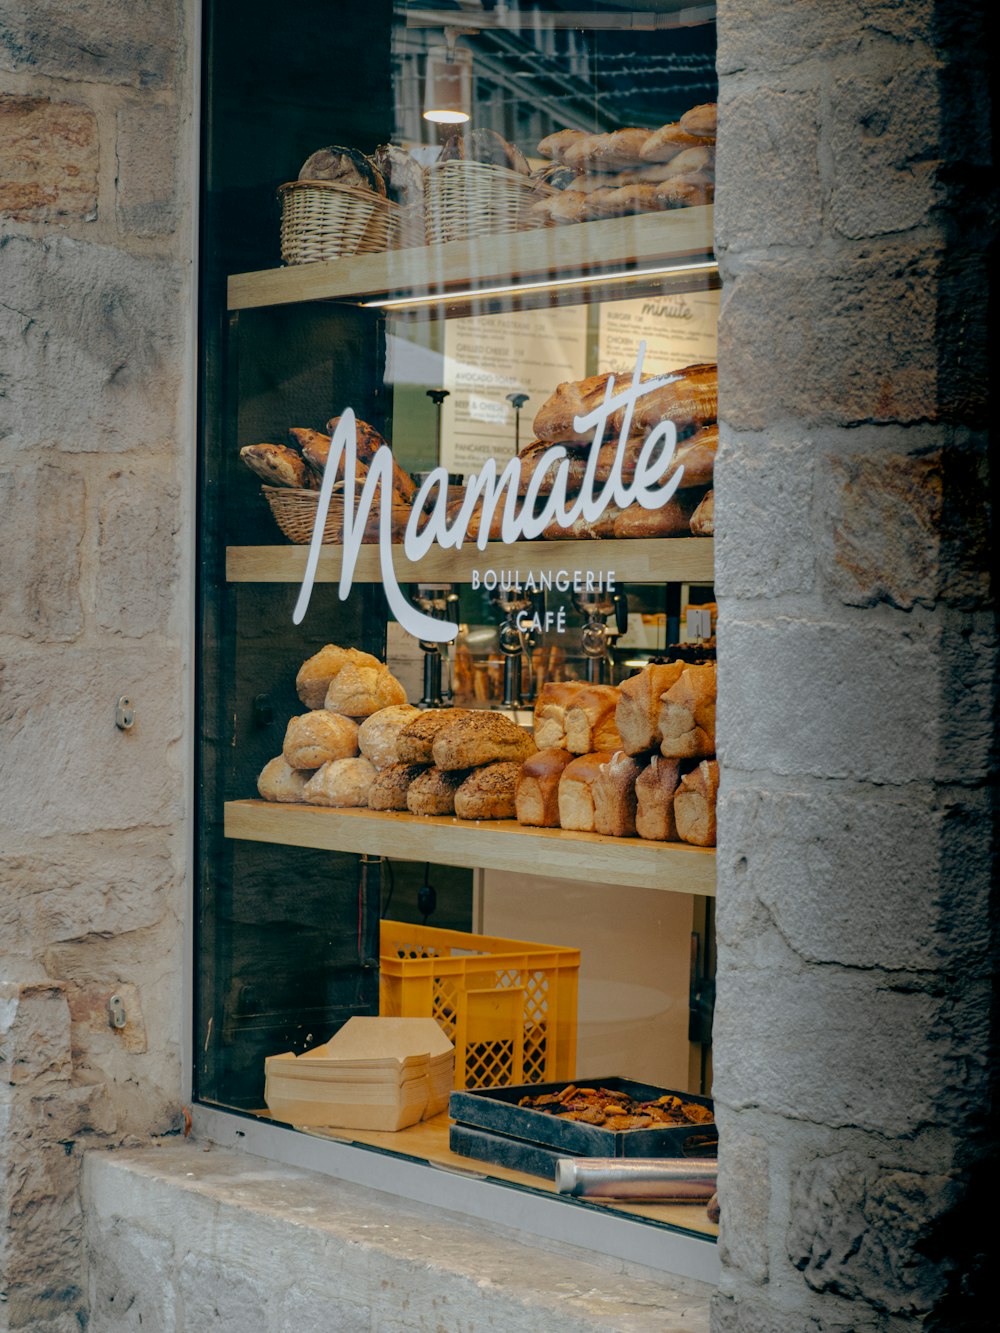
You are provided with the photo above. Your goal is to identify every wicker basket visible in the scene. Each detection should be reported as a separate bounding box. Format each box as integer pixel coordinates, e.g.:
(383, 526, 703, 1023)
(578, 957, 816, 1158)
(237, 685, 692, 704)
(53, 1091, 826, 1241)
(389, 202, 425, 250)
(278, 180, 394, 264)
(424, 162, 549, 245)
(262, 486, 345, 544)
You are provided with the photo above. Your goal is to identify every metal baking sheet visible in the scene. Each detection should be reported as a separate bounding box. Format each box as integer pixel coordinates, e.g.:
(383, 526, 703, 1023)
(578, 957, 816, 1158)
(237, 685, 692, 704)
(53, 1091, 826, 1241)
(448, 1076, 716, 1160)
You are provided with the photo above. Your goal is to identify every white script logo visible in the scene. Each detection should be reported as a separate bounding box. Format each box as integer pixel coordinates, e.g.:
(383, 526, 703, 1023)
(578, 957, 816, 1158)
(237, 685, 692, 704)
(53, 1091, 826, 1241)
(292, 344, 683, 643)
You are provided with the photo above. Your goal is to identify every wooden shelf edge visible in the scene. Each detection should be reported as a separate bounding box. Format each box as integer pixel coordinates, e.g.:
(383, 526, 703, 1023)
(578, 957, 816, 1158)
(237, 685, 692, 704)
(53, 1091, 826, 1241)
(226, 537, 715, 585)
(227, 208, 715, 311)
(224, 800, 717, 897)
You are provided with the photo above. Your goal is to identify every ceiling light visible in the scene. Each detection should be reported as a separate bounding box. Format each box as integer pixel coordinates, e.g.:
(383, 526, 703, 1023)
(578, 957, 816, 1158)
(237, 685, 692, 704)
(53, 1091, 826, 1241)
(423, 45, 472, 124)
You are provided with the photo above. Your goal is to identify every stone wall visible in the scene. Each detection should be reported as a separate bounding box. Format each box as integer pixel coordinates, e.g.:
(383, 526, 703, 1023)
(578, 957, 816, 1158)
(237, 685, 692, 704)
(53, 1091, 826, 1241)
(0, 3, 195, 1328)
(712, 2, 995, 1330)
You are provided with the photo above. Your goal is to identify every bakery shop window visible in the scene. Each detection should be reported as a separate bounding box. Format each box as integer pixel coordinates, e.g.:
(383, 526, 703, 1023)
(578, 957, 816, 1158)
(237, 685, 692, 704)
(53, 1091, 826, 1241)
(197, 0, 720, 1251)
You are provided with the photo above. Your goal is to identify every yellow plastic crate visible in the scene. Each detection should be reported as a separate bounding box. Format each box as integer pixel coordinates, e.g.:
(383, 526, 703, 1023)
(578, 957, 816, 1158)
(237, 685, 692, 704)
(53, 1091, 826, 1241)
(379, 921, 580, 1091)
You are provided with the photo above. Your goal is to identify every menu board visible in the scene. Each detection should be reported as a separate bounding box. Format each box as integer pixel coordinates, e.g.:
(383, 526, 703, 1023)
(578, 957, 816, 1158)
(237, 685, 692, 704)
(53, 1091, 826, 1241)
(596, 288, 719, 377)
(440, 307, 588, 473)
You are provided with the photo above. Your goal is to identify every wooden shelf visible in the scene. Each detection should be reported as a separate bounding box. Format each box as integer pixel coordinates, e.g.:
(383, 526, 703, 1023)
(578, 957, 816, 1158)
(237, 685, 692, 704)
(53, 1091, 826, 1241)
(227, 209, 715, 311)
(226, 537, 714, 585)
(224, 800, 716, 896)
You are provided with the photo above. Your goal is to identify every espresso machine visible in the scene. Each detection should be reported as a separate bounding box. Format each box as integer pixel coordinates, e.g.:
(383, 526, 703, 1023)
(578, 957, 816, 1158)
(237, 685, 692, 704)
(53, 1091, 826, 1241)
(572, 584, 630, 684)
(411, 582, 460, 707)
(488, 583, 538, 709)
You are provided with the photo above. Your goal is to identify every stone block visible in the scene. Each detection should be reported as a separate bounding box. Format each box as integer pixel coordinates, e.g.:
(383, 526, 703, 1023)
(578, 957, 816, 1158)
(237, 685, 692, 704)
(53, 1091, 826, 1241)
(0, 981, 71, 1085)
(787, 1150, 959, 1314)
(716, 1, 934, 76)
(0, 642, 185, 835)
(0, 235, 184, 454)
(711, 1288, 878, 1333)
(0, 94, 98, 223)
(65, 980, 147, 1055)
(717, 250, 940, 430)
(717, 616, 939, 785)
(0, 1, 181, 88)
(829, 61, 941, 239)
(95, 465, 181, 636)
(0, 463, 85, 642)
(274, 1285, 371, 1333)
(712, 967, 962, 1136)
(714, 1116, 770, 1284)
(115, 103, 181, 238)
(716, 90, 820, 250)
(85, 1220, 176, 1333)
(713, 428, 815, 598)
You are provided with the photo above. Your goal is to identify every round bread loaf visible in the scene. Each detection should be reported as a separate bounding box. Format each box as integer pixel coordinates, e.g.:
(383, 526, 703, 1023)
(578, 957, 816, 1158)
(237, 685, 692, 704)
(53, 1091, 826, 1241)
(302, 756, 376, 807)
(397, 708, 472, 764)
(298, 145, 386, 194)
(367, 761, 429, 811)
(371, 143, 424, 207)
(296, 644, 381, 710)
(257, 756, 311, 803)
(406, 766, 469, 816)
(432, 711, 536, 771)
(282, 711, 360, 769)
(325, 664, 408, 718)
(454, 761, 521, 820)
(357, 704, 421, 769)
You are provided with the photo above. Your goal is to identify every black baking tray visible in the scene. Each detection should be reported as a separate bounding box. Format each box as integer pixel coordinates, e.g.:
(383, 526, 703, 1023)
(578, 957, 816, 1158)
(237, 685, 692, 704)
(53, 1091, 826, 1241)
(449, 1123, 568, 1180)
(448, 1076, 717, 1160)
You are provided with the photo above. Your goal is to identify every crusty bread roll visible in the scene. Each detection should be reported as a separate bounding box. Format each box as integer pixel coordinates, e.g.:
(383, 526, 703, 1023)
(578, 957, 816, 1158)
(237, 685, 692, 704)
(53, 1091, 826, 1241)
(239, 443, 316, 489)
(691, 489, 714, 536)
(515, 748, 576, 827)
(611, 489, 704, 538)
(406, 766, 469, 816)
(635, 756, 683, 841)
(563, 128, 652, 172)
(257, 756, 311, 803)
(564, 685, 622, 755)
(674, 759, 719, 846)
(432, 712, 536, 771)
(658, 664, 717, 758)
(454, 761, 521, 820)
(302, 756, 376, 807)
(282, 711, 360, 770)
(397, 708, 472, 764)
(558, 752, 613, 832)
(367, 761, 429, 811)
(357, 704, 421, 769)
(592, 751, 644, 837)
(533, 682, 583, 750)
(324, 663, 408, 718)
(617, 663, 686, 755)
(679, 103, 718, 139)
(296, 645, 381, 710)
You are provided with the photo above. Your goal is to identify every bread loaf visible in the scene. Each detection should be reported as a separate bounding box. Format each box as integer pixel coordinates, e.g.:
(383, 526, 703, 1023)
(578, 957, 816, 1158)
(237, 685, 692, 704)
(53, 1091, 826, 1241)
(282, 711, 360, 769)
(612, 363, 717, 436)
(617, 663, 686, 755)
(561, 424, 717, 493)
(639, 123, 711, 162)
(257, 756, 311, 803)
(679, 103, 718, 139)
(367, 761, 429, 811)
(406, 766, 469, 816)
(674, 759, 719, 846)
(690, 489, 714, 536)
(538, 129, 588, 161)
(454, 761, 521, 820)
(432, 711, 536, 771)
(296, 645, 382, 710)
(658, 664, 717, 758)
(611, 489, 704, 538)
(592, 751, 644, 837)
(515, 748, 576, 827)
(558, 752, 613, 832)
(324, 663, 408, 718)
(634, 756, 683, 841)
(542, 506, 622, 540)
(564, 685, 622, 755)
(371, 143, 424, 208)
(654, 173, 715, 209)
(533, 682, 582, 750)
(298, 145, 385, 194)
(584, 183, 668, 219)
(313, 418, 418, 501)
(563, 128, 652, 172)
(397, 708, 472, 764)
(533, 371, 620, 444)
(240, 443, 317, 489)
(357, 704, 421, 769)
(302, 756, 376, 807)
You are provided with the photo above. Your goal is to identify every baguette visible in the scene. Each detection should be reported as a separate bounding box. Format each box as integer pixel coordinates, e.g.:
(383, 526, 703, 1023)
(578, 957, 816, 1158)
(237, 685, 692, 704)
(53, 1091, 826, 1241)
(592, 751, 644, 837)
(658, 664, 717, 758)
(616, 663, 686, 755)
(655, 173, 715, 209)
(611, 363, 717, 436)
(558, 752, 613, 832)
(515, 748, 576, 827)
(639, 123, 712, 162)
(561, 424, 717, 492)
(454, 761, 521, 820)
(564, 685, 622, 755)
(679, 103, 718, 139)
(537, 129, 588, 161)
(611, 488, 705, 538)
(674, 759, 719, 846)
(635, 756, 683, 841)
(563, 128, 653, 172)
(317, 418, 418, 501)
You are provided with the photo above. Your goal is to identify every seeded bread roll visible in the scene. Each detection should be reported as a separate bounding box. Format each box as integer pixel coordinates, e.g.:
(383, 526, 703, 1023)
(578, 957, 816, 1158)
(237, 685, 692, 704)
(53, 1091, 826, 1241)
(617, 663, 686, 755)
(454, 761, 521, 820)
(658, 664, 717, 758)
(257, 756, 311, 803)
(367, 761, 429, 811)
(592, 751, 645, 838)
(432, 711, 536, 771)
(240, 443, 316, 489)
(691, 489, 714, 536)
(557, 752, 614, 832)
(635, 756, 683, 842)
(533, 682, 584, 751)
(564, 685, 622, 755)
(406, 766, 469, 816)
(357, 704, 421, 769)
(397, 708, 472, 764)
(296, 645, 382, 710)
(282, 711, 360, 770)
(325, 664, 408, 718)
(515, 748, 576, 827)
(302, 756, 376, 807)
(674, 759, 719, 846)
